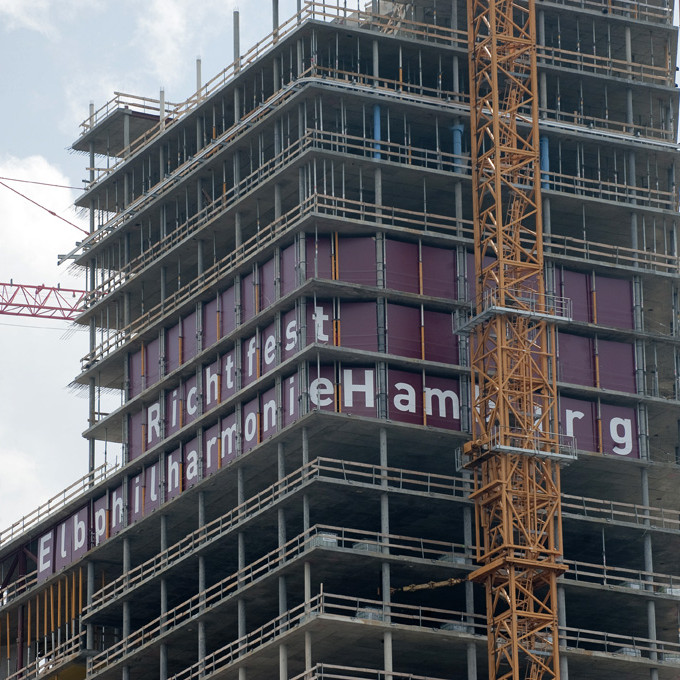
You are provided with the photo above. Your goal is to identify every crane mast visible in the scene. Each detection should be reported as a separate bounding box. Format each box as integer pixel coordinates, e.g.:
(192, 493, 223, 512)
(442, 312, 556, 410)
(463, 0, 569, 678)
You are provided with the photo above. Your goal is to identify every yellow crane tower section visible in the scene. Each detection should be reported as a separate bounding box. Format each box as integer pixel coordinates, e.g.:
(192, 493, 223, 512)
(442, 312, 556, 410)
(461, 0, 574, 679)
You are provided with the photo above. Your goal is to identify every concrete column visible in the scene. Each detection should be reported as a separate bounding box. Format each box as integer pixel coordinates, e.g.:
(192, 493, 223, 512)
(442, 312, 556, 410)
(160, 514, 168, 679)
(86, 561, 95, 650)
(235, 212, 242, 248)
(198, 492, 206, 665)
(160, 88, 165, 131)
(272, 0, 279, 40)
(558, 586, 568, 680)
(463, 505, 478, 680)
(274, 183, 282, 221)
(641, 468, 658, 676)
(379, 427, 392, 677)
(237, 466, 247, 679)
(122, 537, 131, 680)
(233, 10, 240, 71)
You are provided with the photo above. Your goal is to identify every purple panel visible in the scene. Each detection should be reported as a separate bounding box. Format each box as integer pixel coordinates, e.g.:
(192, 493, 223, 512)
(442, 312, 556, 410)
(203, 422, 221, 476)
(36, 529, 54, 582)
(146, 337, 160, 388)
(282, 372, 299, 427)
(146, 399, 163, 450)
(308, 364, 336, 412)
(340, 366, 376, 417)
(423, 310, 458, 364)
(596, 276, 633, 329)
(221, 411, 239, 464)
(183, 437, 200, 490)
(260, 258, 276, 310)
(241, 333, 259, 387)
(342, 302, 378, 352)
(110, 483, 125, 536)
(423, 375, 461, 430)
(54, 519, 72, 572)
(599, 340, 635, 393)
(241, 272, 255, 322)
(385, 240, 419, 293)
(307, 300, 333, 345)
(128, 410, 144, 462)
(204, 359, 221, 411)
(388, 369, 423, 424)
(71, 506, 89, 559)
(165, 386, 181, 438)
(203, 296, 218, 348)
(145, 461, 162, 513)
(559, 396, 597, 453)
(465, 251, 475, 300)
(93, 494, 108, 546)
(261, 385, 278, 439)
(338, 237, 377, 286)
(165, 448, 183, 501)
(601, 403, 638, 458)
(184, 374, 199, 424)
(182, 311, 198, 362)
(386, 304, 420, 358)
(242, 396, 260, 453)
(306, 235, 332, 279)
(282, 309, 298, 360)
(166, 324, 180, 374)
(262, 320, 278, 376)
(129, 350, 143, 398)
(561, 269, 591, 323)
(129, 474, 144, 524)
(422, 246, 456, 299)
(220, 286, 236, 337)
(558, 334, 595, 386)
(221, 348, 237, 401)
(281, 244, 297, 296)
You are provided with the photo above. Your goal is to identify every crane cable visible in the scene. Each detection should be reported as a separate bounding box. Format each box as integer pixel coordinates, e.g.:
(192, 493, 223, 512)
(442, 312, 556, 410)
(0, 180, 88, 235)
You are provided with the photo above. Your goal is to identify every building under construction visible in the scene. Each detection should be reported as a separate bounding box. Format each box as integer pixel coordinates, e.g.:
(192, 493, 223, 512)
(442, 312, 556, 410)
(1, 1, 679, 679)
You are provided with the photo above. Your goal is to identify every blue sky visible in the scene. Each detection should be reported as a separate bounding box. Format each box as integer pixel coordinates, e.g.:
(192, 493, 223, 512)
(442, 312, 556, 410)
(0, 0, 299, 528)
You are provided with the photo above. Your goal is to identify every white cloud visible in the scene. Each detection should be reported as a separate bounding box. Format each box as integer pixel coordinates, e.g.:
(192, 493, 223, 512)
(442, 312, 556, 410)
(0, 0, 53, 34)
(132, 0, 237, 87)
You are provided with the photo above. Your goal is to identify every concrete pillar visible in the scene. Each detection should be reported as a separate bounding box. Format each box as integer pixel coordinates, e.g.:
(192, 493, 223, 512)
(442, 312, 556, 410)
(272, 0, 279, 40)
(463, 505, 478, 680)
(86, 561, 95, 650)
(160, 514, 168, 679)
(274, 184, 282, 221)
(233, 10, 240, 71)
(557, 586, 568, 680)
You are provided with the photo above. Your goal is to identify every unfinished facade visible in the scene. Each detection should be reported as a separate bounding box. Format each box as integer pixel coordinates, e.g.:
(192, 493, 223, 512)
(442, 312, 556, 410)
(0, 1, 679, 679)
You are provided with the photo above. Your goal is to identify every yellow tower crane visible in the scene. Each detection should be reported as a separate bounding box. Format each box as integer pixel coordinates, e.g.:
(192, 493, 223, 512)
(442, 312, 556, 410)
(460, 0, 574, 679)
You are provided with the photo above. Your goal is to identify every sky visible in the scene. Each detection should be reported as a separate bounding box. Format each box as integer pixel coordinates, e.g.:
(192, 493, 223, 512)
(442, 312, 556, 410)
(0, 0, 300, 529)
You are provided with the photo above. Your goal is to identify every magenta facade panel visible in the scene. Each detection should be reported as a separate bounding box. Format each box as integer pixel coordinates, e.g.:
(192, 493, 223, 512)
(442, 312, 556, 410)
(385, 240, 419, 293)
(166, 323, 181, 374)
(203, 297, 218, 348)
(598, 339, 636, 392)
(596, 276, 634, 329)
(342, 302, 379, 352)
(241, 272, 255, 322)
(280, 244, 297, 296)
(559, 333, 595, 386)
(182, 310, 198, 360)
(422, 245, 456, 298)
(386, 304, 421, 358)
(306, 235, 332, 279)
(423, 310, 458, 364)
(219, 286, 237, 337)
(338, 237, 377, 286)
(260, 257, 276, 309)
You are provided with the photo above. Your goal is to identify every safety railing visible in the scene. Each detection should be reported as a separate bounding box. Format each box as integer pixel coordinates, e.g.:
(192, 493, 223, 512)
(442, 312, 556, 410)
(562, 558, 680, 596)
(0, 463, 117, 547)
(544, 232, 680, 275)
(5, 631, 85, 680)
(290, 665, 453, 680)
(79, 92, 178, 136)
(86, 525, 469, 675)
(84, 128, 469, 303)
(170, 592, 484, 680)
(85, 458, 470, 617)
(562, 493, 680, 532)
(546, 170, 677, 211)
(541, 0, 672, 23)
(538, 44, 673, 86)
(79, 192, 471, 368)
(561, 625, 680, 660)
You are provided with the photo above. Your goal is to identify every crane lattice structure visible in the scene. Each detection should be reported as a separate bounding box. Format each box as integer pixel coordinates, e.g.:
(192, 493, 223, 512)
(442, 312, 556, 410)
(0, 282, 87, 321)
(461, 0, 573, 679)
